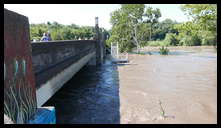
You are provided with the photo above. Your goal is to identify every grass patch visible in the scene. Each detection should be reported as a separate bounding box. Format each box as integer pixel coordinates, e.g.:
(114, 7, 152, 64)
(147, 40, 170, 47)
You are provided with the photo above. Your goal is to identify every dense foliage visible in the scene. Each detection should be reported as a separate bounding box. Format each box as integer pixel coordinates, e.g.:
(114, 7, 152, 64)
(107, 4, 217, 52)
(175, 4, 217, 46)
(29, 4, 217, 52)
(107, 4, 162, 52)
(30, 21, 109, 41)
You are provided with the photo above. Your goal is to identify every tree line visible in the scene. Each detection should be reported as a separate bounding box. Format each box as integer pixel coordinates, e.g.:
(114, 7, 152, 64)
(106, 4, 217, 52)
(30, 21, 109, 41)
(29, 4, 217, 53)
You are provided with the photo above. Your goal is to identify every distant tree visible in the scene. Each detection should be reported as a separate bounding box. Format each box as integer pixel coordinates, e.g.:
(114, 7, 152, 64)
(108, 4, 147, 52)
(152, 19, 179, 40)
(164, 33, 179, 46)
(143, 7, 161, 41)
(30, 22, 108, 42)
(181, 4, 217, 33)
(176, 4, 217, 46)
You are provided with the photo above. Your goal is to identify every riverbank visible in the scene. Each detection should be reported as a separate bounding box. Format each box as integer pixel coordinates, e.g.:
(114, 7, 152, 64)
(140, 45, 217, 52)
(118, 47, 217, 123)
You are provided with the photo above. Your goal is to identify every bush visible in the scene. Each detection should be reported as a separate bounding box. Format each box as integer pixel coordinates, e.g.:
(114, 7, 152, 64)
(164, 33, 179, 46)
(119, 41, 136, 52)
(146, 33, 179, 47)
(179, 35, 201, 46)
(159, 46, 169, 55)
(148, 41, 162, 46)
(200, 31, 217, 45)
(140, 41, 148, 47)
(192, 35, 201, 46)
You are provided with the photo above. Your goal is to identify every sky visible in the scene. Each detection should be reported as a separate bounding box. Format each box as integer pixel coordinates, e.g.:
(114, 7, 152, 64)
(4, 4, 190, 30)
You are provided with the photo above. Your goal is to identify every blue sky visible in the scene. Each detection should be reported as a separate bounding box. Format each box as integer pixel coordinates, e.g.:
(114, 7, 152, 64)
(4, 4, 190, 30)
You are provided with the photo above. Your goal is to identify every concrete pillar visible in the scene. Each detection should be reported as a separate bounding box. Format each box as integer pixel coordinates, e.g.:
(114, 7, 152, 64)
(4, 9, 55, 124)
(101, 29, 106, 60)
(95, 17, 104, 65)
(4, 8, 37, 124)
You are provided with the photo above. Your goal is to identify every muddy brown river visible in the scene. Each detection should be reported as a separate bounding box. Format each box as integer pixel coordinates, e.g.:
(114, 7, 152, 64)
(44, 46, 217, 124)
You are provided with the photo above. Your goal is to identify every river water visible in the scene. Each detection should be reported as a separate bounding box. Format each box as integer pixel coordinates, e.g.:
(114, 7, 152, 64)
(44, 47, 217, 124)
(44, 58, 121, 124)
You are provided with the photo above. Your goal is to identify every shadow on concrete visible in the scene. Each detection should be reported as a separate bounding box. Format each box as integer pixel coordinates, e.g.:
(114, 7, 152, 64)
(44, 59, 120, 124)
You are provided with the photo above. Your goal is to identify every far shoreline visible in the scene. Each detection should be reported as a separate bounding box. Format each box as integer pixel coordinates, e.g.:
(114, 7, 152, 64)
(139, 45, 217, 51)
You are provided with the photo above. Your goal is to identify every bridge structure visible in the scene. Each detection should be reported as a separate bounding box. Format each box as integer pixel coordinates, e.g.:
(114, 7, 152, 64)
(4, 9, 106, 124)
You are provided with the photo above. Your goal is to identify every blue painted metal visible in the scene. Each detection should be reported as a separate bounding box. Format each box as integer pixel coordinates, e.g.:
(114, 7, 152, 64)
(28, 107, 56, 124)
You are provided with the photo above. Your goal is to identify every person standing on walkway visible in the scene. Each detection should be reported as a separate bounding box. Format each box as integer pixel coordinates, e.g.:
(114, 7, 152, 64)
(40, 32, 49, 41)
(47, 31, 52, 41)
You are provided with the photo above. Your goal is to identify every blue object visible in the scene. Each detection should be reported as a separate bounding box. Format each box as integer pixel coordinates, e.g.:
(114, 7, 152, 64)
(41, 36, 50, 41)
(28, 107, 56, 124)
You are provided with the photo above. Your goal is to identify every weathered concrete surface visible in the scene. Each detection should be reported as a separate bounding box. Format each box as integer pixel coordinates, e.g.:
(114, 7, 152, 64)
(31, 40, 97, 107)
(31, 30, 107, 107)
(31, 40, 96, 89)
(4, 8, 37, 123)
(36, 51, 96, 107)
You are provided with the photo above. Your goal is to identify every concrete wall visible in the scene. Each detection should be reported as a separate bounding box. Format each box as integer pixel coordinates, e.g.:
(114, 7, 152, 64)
(31, 40, 96, 89)
(4, 9, 37, 124)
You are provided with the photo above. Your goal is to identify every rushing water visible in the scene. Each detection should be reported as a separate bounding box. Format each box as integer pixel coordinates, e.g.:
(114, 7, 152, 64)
(44, 47, 217, 124)
(44, 57, 120, 124)
(119, 47, 217, 123)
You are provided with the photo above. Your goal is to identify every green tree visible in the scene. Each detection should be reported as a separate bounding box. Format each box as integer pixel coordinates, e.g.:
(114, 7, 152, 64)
(164, 33, 179, 46)
(108, 4, 149, 52)
(174, 22, 202, 46)
(144, 7, 161, 41)
(152, 19, 178, 40)
(137, 23, 150, 47)
(179, 4, 217, 46)
(181, 4, 217, 32)
(29, 22, 105, 42)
